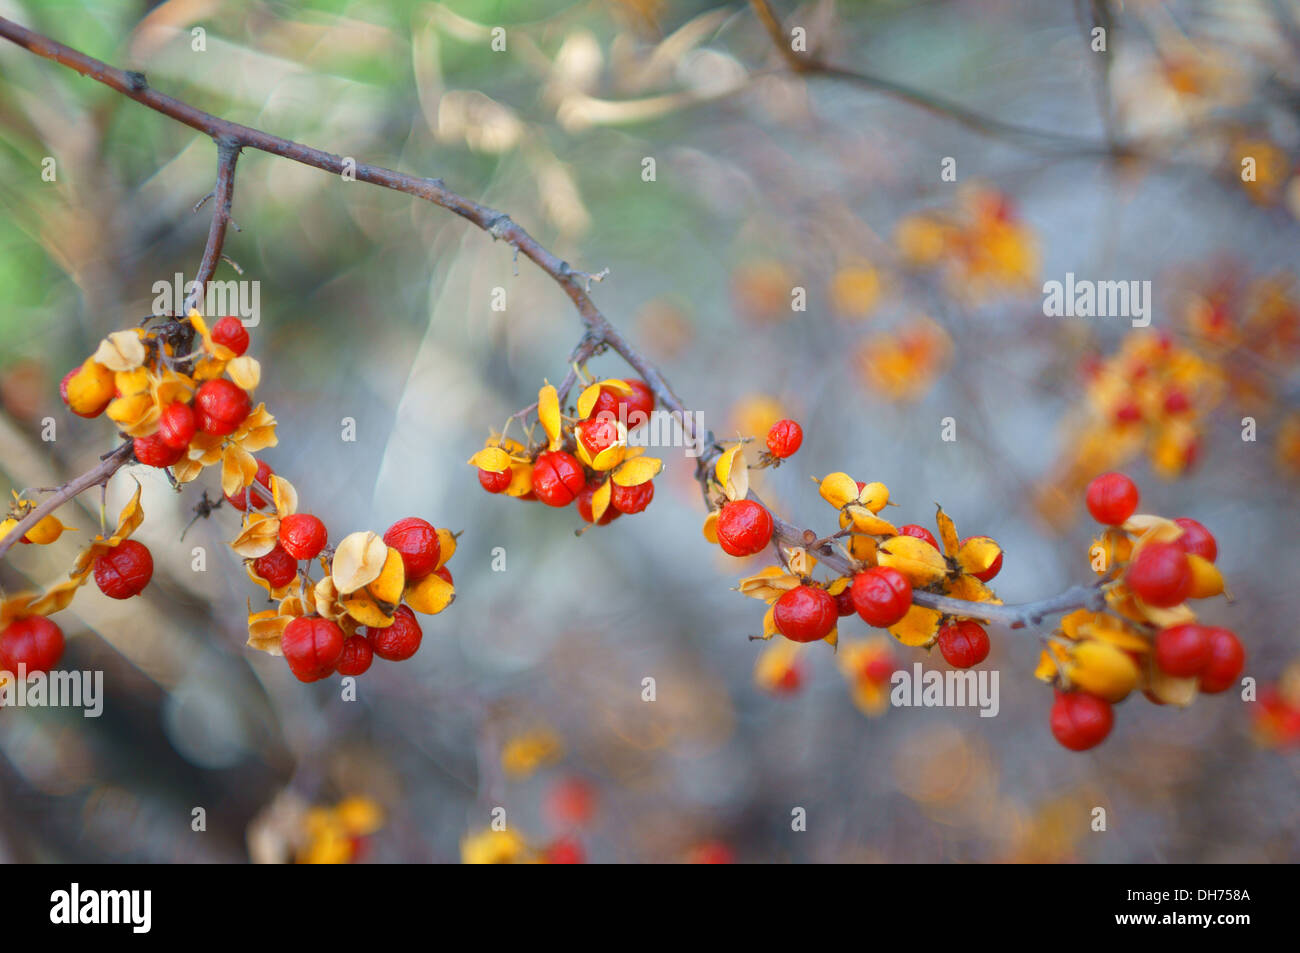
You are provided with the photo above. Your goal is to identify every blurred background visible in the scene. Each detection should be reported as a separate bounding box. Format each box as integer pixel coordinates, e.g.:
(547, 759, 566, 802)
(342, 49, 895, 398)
(1, 0, 1298, 862)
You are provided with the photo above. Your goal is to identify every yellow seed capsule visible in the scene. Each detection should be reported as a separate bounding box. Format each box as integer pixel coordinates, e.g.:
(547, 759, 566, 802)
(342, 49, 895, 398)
(65, 358, 115, 417)
(1185, 554, 1225, 599)
(22, 514, 70, 545)
(818, 472, 860, 509)
(0, 517, 22, 545)
(1067, 639, 1140, 703)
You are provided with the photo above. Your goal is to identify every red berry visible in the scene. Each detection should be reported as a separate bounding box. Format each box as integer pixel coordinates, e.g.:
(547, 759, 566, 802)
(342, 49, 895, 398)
(1198, 627, 1244, 694)
(194, 379, 252, 436)
(279, 513, 328, 561)
(772, 585, 838, 643)
(898, 524, 939, 551)
(772, 664, 803, 694)
(92, 539, 154, 599)
(132, 431, 185, 468)
(157, 402, 197, 450)
(765, 419, 803, 458)
(715, 499, 773, 557)
(211, 316, 250, 356)
(1126, 542, 1193, 607)
(478, 467, 511, 494)
(434, 567, 453, 585)
(1050, 691, 1114, 751)
(833, 587, 855, 617)
(588, 380, 654, 429)
(861, 654, 894, 685)
(1085, 472, 1139, 525)
(545, 837, 586, 864)
(366, 605, 423, 662)
(382, 517, 441, 580)
(850, 567, 913, 627)
(531, 451, 586, 507)
(576, 480, 619, 525)
(1154, 623, 1212, 678)
(336, 634, 374, 677)
(1163, 389, 1191, 414)
(546, 778, 596, 827)
(611, 480, 654, 514)
(937, 620, 990, 668)
(689, 841, 734, 864)
(226, 460, 274, 511)
(281, 616, 345, 682)
(252, 544, 298, 589)
(960, 536, 1003, 582)
(0, 616, 65, 675)
(575, 415, 621, 457)
(1173, 517, 1217, 563)
(1113, 400, 1142, 424)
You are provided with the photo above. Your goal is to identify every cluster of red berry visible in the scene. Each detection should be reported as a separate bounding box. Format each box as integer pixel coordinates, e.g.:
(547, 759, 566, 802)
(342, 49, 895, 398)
(712, 428, 1004, 668)
(1043, 472, 1243, 751)
(470, 378, 663, 524)
(3, 310, 460, 690)
(289, 518, 450, 682)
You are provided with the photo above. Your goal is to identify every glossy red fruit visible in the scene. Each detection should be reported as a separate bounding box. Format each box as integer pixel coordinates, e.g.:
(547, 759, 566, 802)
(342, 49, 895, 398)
(715, 499, 773, 557)
(937, 620, 990, 668)
(366, 605, 423, 662)
(133, 431, 185, 468)
(281, 616, 345, 682)
(772, 585, 838, 643)
(1085, 472, 1139, 525)
(545, 837, 586, 864)
(157, 402, 197, 450)
(0, 616, 65, 675)
(611, 480, 654, 514)
(252, 544, 298, 589)
(226, 460, 274, 511)
(434, 567, 453, 585)
(1198, 627, 1244, 694)
(588, 379, 654, 429)
(1154, 623, 1212, 678)
(279, 513, 328, 561)
(575, 416, 621, 458)
(382, 517, 441, 581)
(765, 419, 803, 458)
(576, 480, 619, 525)
(1126, 542, 1193, 607)
(531, 451, 585, 507)
(958, 536, 1003, 582)
(1173, 517, 1217, 563)
(833, 587, 855, 617)
(92, 539, 154, 599)
(336, 634, 374, 677)
(211, 316, 250, 356)
(850, 567, 912, 627)
(194, 379, 252, 436)
(478, 468, 511, 494)
(1050, 691, 1114, 751)
(898, 524, 939, 551)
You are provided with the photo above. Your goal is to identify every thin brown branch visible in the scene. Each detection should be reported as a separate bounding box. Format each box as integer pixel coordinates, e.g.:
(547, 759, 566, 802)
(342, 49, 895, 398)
(747, 0, 1134, 157)
(183, 139, 241, 313)
(0, 442, 134, 562)
(0, 15, 1111, 634)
